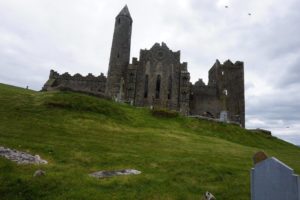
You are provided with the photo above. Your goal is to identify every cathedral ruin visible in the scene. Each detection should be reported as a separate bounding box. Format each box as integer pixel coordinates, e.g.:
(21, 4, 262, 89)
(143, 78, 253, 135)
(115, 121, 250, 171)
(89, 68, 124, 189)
(42, 5, 245, 127)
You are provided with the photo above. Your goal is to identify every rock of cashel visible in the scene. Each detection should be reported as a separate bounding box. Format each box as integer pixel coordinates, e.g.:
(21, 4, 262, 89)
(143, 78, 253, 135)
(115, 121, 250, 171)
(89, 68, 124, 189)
(42, 5, 245, 127)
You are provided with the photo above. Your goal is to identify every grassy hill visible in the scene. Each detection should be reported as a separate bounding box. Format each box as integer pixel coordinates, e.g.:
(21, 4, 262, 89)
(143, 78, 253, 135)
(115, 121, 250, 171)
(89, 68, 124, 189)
(0, 83, 299, 200)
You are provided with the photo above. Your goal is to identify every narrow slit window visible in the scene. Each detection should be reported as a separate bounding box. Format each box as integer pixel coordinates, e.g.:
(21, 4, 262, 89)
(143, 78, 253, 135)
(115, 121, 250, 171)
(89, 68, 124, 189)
(168, 76, 172, 99)
(129, 73, 134, 82)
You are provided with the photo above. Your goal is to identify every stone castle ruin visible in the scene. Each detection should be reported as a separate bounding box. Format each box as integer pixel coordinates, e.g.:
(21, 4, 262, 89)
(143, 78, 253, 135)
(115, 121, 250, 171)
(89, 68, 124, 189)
(43, 70, 107, 95)
(43, 5, 245, 127)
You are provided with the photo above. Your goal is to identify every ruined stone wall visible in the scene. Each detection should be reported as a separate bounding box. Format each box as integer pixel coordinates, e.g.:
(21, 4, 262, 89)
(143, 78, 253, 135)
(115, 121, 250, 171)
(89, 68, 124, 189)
(190, 79, 222, 118)
(189, 60, 245, 126)
(42, 70, 107, 95)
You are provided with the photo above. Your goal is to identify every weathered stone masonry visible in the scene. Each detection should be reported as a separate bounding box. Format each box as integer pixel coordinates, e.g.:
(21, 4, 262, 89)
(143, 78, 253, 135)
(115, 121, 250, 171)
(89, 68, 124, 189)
(42, 70, 106, 95)
(43, 5, 245, 127)
(190, 60, 245, 127)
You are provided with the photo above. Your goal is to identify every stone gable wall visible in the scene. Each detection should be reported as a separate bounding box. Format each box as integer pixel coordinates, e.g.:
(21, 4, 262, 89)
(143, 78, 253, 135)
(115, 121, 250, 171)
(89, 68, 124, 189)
(133, 43, 188, 112)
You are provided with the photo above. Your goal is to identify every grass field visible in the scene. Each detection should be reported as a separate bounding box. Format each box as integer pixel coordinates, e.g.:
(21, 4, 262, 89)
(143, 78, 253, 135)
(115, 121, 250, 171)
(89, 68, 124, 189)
(0, 83, 299, 200)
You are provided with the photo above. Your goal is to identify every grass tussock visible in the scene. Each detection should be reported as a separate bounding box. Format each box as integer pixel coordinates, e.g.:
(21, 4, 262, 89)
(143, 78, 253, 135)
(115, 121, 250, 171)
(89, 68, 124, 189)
(151, 108, 179, 118)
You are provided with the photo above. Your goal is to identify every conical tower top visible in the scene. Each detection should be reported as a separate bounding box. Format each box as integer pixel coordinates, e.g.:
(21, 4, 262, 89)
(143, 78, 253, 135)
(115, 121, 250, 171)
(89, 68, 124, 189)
(117, 5, 131, 19)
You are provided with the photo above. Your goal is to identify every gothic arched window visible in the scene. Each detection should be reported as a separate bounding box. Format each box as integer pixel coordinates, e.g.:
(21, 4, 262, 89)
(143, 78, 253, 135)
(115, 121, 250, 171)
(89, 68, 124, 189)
(144, 75, 149, 98)
(155, 75, 161, 99)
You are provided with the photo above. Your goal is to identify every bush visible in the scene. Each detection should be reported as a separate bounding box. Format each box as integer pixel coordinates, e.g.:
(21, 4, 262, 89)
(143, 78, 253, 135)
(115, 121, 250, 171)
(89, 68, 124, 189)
(151, 108, 179, 118)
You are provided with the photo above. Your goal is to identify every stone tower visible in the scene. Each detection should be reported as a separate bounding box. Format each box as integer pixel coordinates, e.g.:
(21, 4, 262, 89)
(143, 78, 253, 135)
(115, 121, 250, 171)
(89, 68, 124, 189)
(208, 60, 245, 127)
(105, 5, 132, 99)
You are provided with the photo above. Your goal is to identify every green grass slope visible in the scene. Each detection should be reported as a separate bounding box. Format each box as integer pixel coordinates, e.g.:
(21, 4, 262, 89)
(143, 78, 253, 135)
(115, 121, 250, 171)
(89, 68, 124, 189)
(0, 83, 299, 200)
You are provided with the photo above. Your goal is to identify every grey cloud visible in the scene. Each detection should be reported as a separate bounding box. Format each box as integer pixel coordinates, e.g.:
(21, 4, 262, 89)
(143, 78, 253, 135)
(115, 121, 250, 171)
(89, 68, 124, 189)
(276, 57, 300, 87)
(0, 0, 300, 144)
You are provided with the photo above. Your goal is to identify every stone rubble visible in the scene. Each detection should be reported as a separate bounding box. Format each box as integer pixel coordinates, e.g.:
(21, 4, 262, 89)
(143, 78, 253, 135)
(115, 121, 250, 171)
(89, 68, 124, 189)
(33, 169, 46, 177)
(0, 146, 48, 164)
(89, 169, 141, 178)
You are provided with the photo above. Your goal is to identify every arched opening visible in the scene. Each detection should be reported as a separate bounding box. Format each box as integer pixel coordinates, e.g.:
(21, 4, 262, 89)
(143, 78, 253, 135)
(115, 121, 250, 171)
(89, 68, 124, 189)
(155, 75, 161, 99)
(118, 18, 121, 24)
(144, 75, 148, 98)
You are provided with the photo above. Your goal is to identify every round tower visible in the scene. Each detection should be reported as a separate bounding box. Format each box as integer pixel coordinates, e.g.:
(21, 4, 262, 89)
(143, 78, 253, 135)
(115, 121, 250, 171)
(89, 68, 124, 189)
(105, 5, 132, 99)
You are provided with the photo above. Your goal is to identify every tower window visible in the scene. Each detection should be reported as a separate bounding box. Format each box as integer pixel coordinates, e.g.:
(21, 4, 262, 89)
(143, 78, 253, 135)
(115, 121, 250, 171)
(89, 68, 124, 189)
(117, 53, 120, 58)
(144, 75, 148, 98)
(118, 18, 121, 24)
(223, 89, 228, 96)
(155, 75, 161, 99)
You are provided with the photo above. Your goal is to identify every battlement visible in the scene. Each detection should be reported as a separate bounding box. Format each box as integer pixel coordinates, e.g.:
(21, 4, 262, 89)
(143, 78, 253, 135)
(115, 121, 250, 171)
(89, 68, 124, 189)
(209, 59, 244, 74)
(49, 70, 106, 81)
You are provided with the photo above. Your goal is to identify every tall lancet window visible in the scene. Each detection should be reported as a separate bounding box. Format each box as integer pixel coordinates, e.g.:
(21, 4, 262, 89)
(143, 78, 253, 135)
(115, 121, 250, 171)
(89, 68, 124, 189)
(168, 76, 172, 100)
(144, 75, 149, 98)
(155, 75, 161, 99)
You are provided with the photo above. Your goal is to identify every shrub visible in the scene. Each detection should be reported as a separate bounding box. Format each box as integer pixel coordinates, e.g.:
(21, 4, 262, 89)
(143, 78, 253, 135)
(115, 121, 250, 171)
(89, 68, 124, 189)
(151, 108, 179, 118)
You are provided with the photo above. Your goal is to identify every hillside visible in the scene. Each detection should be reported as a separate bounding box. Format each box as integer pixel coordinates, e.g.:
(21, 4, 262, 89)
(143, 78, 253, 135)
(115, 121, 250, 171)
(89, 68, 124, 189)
(0, 83, 299, 200)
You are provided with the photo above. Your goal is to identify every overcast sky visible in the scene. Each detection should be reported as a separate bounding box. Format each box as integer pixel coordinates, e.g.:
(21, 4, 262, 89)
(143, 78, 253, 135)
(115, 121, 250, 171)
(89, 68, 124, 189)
(1, 0, 299, 145)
